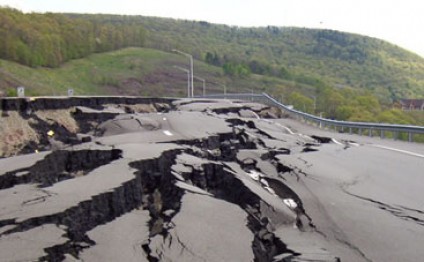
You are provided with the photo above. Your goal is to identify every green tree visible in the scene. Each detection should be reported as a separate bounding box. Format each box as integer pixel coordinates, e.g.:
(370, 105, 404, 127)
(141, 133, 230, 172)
(355, 95, 381, 114)
(377, 109, 415, 125)
(205, 51, 221, 66)
(335, 105, 355, 120)
(223, 62, 251, 78)
(0, 8, 147, 67)
(278, 66, 292, 80)
(248, 60, 271, 75)
(317, 87, 344, 118)
(348, 110, 376, 122)
(287, 92, 314, 114)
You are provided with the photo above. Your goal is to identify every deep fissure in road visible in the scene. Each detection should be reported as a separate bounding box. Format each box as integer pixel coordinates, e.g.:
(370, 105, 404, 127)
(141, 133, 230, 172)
(0, 149, 122, 189)
(0, 99, 352, 261)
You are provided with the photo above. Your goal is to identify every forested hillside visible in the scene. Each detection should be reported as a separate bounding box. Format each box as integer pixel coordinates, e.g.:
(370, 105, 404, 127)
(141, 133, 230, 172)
(132, 16, 424, 101)
(0, 8, 146, 67)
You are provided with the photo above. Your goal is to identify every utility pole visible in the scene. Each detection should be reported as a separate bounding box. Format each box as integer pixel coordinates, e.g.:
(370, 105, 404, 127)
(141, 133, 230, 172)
(172, 49, 194, 97)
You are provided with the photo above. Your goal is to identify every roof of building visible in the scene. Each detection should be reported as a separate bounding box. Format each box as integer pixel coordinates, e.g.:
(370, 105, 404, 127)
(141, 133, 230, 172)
(398, 99, 424, 108)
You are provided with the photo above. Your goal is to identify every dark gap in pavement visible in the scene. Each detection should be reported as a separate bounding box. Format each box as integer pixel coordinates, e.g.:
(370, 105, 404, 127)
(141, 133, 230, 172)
(311, 135, 333, 144)
(0, 149, 122, 189)
(0, 149, 180, 261)
(179, 161, 299, 261)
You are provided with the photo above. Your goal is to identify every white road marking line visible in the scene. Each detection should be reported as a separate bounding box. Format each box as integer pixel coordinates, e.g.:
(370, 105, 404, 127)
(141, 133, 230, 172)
(252, 111, 261, 119)
(262, 119, 318, 140)
(163, 130, 173, 136)
(263, 119, 353, 144)
(371, 145, 424, 158)
(273, 122, 296, 135)
(299, 133, 313, 140)
(348, 142, 360, 147)
(331, 138, 344, 145)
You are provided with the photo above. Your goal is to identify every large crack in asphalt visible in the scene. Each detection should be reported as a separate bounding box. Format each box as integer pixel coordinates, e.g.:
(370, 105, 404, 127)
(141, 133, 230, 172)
(0, 149, 122, 189)
(0, 100, 353, 261)
(128, 150, 184, 262)
(131, 135, 301, 261)
(132, 118, 314, 260)
(0, 149, 180, 261)
(175, 160, 300, 261)
(163, 122, 324, 260)
(168, 127, 257, 162)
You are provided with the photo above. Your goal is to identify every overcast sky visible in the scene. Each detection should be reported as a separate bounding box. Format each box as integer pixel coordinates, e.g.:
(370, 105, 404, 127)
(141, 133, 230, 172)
(1, 0, 423, 57)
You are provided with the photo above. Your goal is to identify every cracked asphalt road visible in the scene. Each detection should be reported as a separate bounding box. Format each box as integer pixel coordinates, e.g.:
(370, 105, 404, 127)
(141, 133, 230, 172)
(0, 97, 423, 261)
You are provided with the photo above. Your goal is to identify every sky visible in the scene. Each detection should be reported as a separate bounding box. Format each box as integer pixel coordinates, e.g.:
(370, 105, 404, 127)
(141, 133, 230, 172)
(1, 0, 423, 57)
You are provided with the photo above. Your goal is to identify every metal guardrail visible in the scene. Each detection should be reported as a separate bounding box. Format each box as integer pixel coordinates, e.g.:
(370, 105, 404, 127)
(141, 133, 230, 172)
(200, 93, 424, 142)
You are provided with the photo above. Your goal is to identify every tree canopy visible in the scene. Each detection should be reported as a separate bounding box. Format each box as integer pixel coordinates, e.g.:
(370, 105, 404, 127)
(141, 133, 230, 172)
(0, 8, 146, 67)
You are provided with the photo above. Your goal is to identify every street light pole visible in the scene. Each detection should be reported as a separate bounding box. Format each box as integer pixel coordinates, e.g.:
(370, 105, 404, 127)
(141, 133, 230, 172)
(172, 49, 194, 98)
(173, 66, 190, 98)
(194, 76, 206, 97)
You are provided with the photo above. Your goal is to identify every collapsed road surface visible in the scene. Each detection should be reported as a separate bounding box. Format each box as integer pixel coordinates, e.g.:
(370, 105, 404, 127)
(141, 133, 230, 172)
(0, 97, 423, 262)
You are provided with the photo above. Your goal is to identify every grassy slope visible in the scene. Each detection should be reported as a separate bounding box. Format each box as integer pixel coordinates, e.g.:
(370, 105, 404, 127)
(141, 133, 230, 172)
(0, 48, 206, 96)
(0, 47, 303, 97)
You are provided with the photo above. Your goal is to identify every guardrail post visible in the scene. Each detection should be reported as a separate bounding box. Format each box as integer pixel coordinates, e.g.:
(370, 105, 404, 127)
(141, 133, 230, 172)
(369, 128, 373, 137)
(394, 131, 398, 141)
(380, 130, 385, 139)
(349, 127, 352, 135)
(359, 128, 362, 136)
(409, 133, 413, 142)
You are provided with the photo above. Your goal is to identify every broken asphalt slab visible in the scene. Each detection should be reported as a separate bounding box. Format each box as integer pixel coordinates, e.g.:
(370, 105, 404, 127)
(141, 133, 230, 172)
(0, 96, 423, 261)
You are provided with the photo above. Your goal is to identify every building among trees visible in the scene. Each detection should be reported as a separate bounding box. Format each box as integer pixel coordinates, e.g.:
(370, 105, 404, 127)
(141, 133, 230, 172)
(394, 99, 424, 111)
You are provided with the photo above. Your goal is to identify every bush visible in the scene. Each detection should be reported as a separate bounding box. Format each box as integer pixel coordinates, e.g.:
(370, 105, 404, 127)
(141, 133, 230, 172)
(6, 88, 17, 97)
